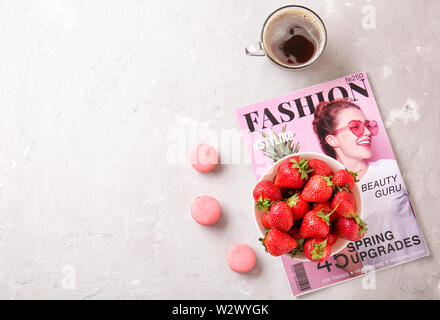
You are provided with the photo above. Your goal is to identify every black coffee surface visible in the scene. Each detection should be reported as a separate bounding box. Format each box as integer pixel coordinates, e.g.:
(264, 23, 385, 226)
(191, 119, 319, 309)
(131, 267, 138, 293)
(279, 28, 315, 64)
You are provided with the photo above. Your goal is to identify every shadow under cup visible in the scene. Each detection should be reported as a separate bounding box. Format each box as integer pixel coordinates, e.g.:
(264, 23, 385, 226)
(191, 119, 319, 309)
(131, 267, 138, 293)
(261, 6, 327, 70)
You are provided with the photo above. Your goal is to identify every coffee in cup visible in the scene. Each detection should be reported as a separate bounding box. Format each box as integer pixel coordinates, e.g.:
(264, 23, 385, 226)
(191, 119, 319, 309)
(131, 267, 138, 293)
(246, 6, 327, 70)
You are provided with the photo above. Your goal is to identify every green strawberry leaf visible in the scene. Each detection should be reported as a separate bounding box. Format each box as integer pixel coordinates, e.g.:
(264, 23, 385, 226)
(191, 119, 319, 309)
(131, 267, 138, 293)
(316, 209, 330, 226)
(290, 158, 312, 180)
(290, 158, 300, 168)
(345, 168, 360, 182)
(256, 196, 272, 212)
(311, 239, 328, 261)
(354, 216, 368, 236)
(336, 185, 351, 193)
(323, 175, 333, 187)
(286, 193, 299, 208)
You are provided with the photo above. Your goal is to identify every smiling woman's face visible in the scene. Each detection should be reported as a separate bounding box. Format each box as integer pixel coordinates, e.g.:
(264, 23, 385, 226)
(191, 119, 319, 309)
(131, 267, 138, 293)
(329, 107, 373, 161)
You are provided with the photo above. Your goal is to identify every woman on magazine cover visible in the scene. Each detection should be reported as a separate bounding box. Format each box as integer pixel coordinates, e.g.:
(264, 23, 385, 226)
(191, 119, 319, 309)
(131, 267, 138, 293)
(312, 98, 424, 270)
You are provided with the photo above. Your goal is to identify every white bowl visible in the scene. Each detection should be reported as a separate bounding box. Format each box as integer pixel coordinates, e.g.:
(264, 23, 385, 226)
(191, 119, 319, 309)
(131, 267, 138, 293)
(253, 152, 363, 261)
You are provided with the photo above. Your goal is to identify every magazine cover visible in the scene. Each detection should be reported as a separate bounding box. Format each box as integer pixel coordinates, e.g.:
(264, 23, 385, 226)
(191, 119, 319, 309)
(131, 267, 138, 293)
(235, 72, 429, 296)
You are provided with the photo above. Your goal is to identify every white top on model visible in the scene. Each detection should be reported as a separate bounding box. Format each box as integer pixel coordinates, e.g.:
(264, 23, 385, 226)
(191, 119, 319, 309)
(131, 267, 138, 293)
(358, 158, 427, 268)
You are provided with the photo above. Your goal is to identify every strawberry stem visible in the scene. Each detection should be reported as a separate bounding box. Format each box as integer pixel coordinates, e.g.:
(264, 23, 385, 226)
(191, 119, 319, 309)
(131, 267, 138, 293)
(258, 237, 268, 253)
(316, 204, 339, 226)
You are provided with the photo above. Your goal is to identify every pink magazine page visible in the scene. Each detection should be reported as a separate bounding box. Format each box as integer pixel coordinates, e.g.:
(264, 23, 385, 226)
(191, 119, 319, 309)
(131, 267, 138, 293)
(235, 72, 429, 296)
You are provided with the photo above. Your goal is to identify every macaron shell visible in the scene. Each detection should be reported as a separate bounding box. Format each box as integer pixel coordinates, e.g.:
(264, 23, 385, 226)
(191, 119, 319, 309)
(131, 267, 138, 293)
(190, 144, 218, 173)
(227, 244, 256, 273)
(191, 196, 221, 226)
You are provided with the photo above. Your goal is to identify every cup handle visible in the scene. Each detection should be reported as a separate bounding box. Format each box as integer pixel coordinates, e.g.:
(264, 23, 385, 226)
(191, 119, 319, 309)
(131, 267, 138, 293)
(245, 42, 265, 56)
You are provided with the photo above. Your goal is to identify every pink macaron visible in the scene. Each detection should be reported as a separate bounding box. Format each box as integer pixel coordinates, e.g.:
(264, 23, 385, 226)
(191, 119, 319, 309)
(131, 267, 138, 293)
(227, 244, 256, 273)
(190, 144, 218, 173)
(191, 195, 222, 226)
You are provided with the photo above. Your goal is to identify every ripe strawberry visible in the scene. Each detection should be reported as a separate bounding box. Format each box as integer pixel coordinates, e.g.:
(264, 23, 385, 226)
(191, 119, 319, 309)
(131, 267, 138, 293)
(335, 216, 367, 241)
(332, 169, 358, 191)
(308, 159, 333, 177)
(253, 180, 282, 211)
(303, 239, 331, 262)
(331, 190, 357, 218)
(267, 202, 293, 231)
(313, 201, 339, 223)
(274, 156, 311, 189)
(261, 212, 272, 229)
(301, 175, 334, 203)
(299, 208, 336, 239)
(286, 192, 310, 220)
(288, 227, 303, 240)
(260, 228, 297, 257)
(326, 232, 338, 246)
(313, 201, 332, 212)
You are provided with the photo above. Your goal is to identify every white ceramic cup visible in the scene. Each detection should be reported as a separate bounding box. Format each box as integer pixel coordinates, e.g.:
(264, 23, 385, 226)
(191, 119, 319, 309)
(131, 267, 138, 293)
(246, 5, 327, 70)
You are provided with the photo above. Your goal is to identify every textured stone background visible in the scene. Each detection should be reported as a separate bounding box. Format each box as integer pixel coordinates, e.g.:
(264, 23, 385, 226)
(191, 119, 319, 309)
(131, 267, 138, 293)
(0, 0, 438, 299)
